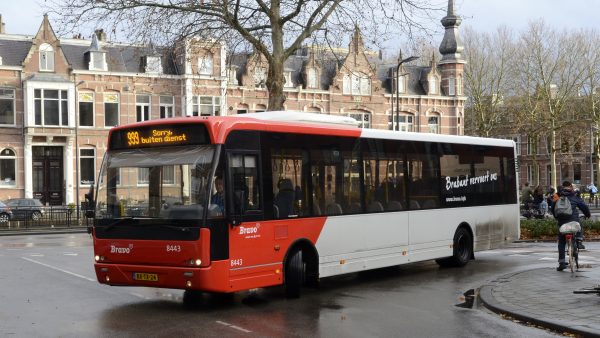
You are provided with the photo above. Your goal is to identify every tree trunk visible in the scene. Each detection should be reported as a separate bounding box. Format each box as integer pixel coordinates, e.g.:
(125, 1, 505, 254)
(551, 128, 557, 189)
(266, 60, 286, 111)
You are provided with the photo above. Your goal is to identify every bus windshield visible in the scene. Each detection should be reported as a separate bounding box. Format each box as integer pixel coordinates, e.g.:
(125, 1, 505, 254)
(95, 145, 216, 226)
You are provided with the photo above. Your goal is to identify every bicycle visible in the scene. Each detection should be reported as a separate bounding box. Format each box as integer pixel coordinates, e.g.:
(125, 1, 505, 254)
(559, 221, 581, 273)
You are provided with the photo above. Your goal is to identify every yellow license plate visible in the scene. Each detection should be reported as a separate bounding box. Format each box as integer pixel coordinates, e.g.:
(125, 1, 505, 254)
(132, 272, 158, 282)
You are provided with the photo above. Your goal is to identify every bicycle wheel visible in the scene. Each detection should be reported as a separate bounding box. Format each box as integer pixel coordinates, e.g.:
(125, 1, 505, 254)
(567, 237, 575, 273)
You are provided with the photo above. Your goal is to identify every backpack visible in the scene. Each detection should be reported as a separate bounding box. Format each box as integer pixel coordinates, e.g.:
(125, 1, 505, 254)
(554, 196, 573, 218)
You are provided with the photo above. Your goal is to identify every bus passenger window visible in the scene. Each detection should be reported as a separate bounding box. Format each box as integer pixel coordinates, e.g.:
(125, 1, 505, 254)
(230, 154, 261, 214)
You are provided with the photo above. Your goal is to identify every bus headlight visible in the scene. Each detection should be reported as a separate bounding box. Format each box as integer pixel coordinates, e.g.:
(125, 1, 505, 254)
(195, 259, 202, 266)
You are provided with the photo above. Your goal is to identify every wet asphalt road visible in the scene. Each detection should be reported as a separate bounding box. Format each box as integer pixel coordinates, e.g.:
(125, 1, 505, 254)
(1, 233, 584, 337)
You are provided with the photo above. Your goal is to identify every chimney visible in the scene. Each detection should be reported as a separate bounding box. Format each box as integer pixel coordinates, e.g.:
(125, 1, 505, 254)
(0, 15, 5, 34)
(95, 29, 106, 42)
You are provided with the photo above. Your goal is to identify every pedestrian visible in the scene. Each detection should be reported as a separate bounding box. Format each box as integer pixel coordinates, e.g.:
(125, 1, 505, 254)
(587, 182, 598, 204)
(551, 180, 591, 271)
(533, 185, 548, 216)
(520, 182, 533, 208)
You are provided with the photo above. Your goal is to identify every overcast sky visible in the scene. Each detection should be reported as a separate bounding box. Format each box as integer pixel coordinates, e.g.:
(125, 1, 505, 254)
(1, 0, 599, 39)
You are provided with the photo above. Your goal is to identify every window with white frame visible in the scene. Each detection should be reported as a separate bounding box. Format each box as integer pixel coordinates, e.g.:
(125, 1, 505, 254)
(136, 95, 150, 122)
(284, 71, 293, 88)
(428, 115, 440, 133)
(342, 74, 351, 94)
(527, 136, 538, 155)
(39, 43, 54, 71)
(138, 167, 149, 185)
(78, 92, 94, 127)
(80, 148, 96, 185)
(159, 96, 174, 118)
(198, 53, 213, 75)
(191, 96, 220, 116)
(307, 68, 318, 89)
(0, 148, 16, 187)
(527, 164, 538, 184)
(104, 93, 119, 127)
(90, 52, 107, 71)
(163, 166, 175, 184)
(514, 136, 522, 156)
(227, 66, 238, 85)
(429, 76, 438, 95)
(388, 113, 414, 131)
(350, 73, 371, 96)
(145, 56, 162, 74)
(448, 77, 456, 96)
(457, 76, 463, 95)
(0, 88, 15, 125)
(254, 67, 266, 88)
(349, 112, 370, 128)
(34, 89, 68, 126)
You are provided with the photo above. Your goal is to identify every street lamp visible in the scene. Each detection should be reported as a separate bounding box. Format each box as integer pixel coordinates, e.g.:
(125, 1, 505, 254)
(591, 124, 598, 186)
(75, 80, 85, 222)
(392, 52, 419, 131)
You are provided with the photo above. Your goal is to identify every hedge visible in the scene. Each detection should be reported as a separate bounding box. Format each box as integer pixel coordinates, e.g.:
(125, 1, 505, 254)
(520, 218, 600, 237)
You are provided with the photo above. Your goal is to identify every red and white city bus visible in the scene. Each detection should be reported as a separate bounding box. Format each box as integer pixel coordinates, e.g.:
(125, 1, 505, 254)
(90, 112, 519, 299)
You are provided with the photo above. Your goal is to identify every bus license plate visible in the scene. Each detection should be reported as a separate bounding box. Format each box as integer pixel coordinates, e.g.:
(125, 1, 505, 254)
(132, 272, 158, 282)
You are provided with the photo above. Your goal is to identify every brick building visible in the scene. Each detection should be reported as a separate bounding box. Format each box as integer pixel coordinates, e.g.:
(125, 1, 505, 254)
(0, 0, 465, 205)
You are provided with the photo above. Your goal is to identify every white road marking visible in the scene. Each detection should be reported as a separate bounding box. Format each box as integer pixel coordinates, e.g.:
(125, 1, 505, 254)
(30, 253, 44, 257)
(215, 320, 252, 333)
(21, 257, 96, 282)
(129, 292, 149, 300)
(63, 252, 78, 256)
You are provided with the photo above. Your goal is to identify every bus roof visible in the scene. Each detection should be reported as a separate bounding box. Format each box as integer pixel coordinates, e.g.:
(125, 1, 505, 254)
(108, 113, 515, 149)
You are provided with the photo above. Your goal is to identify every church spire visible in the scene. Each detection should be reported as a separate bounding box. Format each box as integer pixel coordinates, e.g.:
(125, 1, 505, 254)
(438, 0, 464, 63)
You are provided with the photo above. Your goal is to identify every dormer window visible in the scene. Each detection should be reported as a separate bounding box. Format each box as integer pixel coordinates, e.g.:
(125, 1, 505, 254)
(307, 68, 318, 89)
(198, 53, 213, 75)
(397, 74, 405, 94)
(284, 71, 293, 88)
(429, 76, 439, 95)
(39, 43, 54, 72)
(89, 51, 107, 71)
(0, 56, 3, 66)
(145, 56, 162, 74)
(227, 66, 238, 86)
(254, 67, 266, 88)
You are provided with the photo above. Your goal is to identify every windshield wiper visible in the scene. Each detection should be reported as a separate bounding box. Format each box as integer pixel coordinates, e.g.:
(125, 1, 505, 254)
(102, 217, 134, 232)
(151, 224, 191, 232)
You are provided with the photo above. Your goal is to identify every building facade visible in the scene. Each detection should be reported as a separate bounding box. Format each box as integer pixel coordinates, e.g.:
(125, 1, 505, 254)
(0, 1, 466, 205)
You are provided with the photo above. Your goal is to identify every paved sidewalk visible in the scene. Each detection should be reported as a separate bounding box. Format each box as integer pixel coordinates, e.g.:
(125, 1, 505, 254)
(479, 265, 600, 336)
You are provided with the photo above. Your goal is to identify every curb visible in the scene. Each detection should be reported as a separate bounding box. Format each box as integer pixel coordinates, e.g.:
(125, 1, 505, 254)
(479, 274, 600, 337)
(0, 227, 88, 236)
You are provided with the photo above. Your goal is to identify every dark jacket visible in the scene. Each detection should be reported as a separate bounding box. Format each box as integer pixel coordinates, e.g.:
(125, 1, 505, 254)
(550, 188, 591, 225)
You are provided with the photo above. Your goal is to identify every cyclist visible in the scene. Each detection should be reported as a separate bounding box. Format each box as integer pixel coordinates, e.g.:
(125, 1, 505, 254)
(551, 181, 591, 271)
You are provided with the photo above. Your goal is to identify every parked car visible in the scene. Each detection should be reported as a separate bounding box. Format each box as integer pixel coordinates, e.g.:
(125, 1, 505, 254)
(3, 198, 45, 221)
(0, 201, 13, 223)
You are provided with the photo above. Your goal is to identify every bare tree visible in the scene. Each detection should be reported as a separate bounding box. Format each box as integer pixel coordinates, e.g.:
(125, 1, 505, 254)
(578, 30, 600, 186)
(462, 26, 516, 137)
(48, 0, 442, 111)
(514, 21, 589, 188)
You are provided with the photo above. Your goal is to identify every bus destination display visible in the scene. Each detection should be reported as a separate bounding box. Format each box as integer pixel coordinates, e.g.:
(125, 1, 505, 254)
(109, 124, 209, 150)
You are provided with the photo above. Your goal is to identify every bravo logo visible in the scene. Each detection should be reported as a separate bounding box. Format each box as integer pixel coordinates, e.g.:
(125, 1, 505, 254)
(111, 244, 133, 254)
(239, 223, 261, 238)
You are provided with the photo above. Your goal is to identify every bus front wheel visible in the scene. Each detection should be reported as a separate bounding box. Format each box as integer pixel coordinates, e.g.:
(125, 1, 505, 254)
(285, 249, 305, 298)
(436, 227, 472, 268)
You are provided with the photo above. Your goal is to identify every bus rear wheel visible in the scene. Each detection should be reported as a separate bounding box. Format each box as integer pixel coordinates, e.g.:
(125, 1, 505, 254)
(285, 249, 305, 298)
(436, 227, 472, 268)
